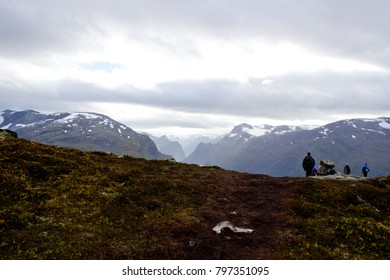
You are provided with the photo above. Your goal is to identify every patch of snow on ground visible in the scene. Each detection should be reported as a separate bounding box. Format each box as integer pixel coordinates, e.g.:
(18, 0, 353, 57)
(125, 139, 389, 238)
(274, 129, 291, 135)
(0, 115, 4, 126)
(242, 125, 273, 137)
(0, 123, 10, 129)
(55, 112, 100, 124)
(15, 123, 36, 128)
(77, 112, 101, 119)
(120, 125, 127, 130)
(55, 113, 78, 124)
(362, 128, 386, 134)
(99, 119, 110, 125)
(319, 128, 329, 136)
(347, 120, 357, 128)
(300, 125, 319, 130)
(379, 120, 390, 130)
(352, 135, 356, 139)
(362, 119, 377, 123)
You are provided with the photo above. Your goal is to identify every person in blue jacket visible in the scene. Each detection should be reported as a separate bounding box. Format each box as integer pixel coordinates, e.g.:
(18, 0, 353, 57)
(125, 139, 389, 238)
(362, 163, 370, 177)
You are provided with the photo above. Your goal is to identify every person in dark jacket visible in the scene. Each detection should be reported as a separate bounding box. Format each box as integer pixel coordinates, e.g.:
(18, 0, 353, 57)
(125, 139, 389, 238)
(362, 163, 370, 177)
(343, 163, 351, 175)
(302, 152, 315, 177)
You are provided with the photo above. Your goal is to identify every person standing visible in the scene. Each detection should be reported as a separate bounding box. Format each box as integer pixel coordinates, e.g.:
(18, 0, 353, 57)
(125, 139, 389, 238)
(343, 163, 351, 175)
(302, 152, 315, 177)
(362, 163, 370, 177)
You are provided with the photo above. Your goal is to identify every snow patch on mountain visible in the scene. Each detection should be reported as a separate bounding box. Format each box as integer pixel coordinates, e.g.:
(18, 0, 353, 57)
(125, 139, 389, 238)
(379, 120, 390, 130)
(56, 113, 101, 123)
(242, 124, 274, 137)
(319, 127, 330, 136)
(0, 109, 169, 160)
(346, 120, 358, 128)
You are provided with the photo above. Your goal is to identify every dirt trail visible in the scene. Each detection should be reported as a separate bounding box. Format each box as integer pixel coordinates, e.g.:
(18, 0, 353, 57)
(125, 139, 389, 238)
(165, 173, 303, 259)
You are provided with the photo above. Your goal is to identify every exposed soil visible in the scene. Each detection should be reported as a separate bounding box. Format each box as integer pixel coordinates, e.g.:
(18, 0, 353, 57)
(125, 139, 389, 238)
(146, 171, 304, 259)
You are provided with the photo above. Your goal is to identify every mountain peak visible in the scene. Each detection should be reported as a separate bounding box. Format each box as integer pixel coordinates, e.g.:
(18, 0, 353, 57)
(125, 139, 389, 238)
(186, 117, 390, 177)
(0, 109, 169, 160)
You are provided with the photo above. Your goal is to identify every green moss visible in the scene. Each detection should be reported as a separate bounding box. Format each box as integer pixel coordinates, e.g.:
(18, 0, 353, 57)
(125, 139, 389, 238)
(286, 178, 390, 259)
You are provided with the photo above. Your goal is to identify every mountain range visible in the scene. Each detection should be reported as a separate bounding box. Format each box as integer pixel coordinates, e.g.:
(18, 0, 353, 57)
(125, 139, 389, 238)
(0, 109, 168, 160)
(2, 109, 389, 177)
(184, 119, 390, 177)
(148, 134, 186, 161)
(149, 134, 223, 161)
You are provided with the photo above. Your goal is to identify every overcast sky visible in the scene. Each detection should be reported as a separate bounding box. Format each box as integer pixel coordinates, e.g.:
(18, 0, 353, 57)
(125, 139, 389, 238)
(1, 0, 389, 136)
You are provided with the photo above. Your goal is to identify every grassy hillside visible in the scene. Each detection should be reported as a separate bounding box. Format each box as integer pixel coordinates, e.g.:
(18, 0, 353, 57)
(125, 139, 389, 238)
(1, 131, 389, 259)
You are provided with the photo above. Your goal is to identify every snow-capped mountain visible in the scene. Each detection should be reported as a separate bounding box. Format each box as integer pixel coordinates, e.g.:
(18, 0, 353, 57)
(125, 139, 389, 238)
(185, 118, 390, 177)
(0, 109, 169, 160)
(223, 123, 316, 142)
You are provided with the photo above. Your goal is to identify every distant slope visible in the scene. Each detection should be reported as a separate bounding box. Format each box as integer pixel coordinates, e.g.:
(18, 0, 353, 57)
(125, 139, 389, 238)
(148, 134, 186, 161)
(0, 109, 169, 160)
(173, 134, 223, 157)
(185, 119, 390, 177)
(1, 130, 389, 259)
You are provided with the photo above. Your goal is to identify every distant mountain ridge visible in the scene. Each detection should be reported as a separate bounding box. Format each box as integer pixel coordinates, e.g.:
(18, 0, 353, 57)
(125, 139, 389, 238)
(184, 118, 390, 177)
(3, 109, 389, 177)
(146, 134, 223, 160)
(148, 134, 186, 161)
(0, 109, 169, 160)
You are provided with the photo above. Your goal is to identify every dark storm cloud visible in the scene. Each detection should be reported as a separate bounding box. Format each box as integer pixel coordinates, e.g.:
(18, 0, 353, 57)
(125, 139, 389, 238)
(150, 72, 390, 120)
(6, 71, 383, 122)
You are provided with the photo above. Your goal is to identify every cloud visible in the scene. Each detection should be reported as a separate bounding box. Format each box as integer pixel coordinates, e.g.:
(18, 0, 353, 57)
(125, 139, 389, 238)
(2, 0, 390, 65)
(1, 0, 390, 135)
(3, 70, 389, 120)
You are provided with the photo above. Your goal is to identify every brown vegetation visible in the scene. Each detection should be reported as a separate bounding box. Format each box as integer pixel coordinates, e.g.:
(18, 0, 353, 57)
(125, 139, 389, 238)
(1, 132, 389, 259)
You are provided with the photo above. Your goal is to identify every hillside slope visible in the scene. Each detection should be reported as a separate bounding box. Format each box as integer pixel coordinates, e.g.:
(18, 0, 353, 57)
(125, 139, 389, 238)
(1, 130, 389, 259)
(0, 109, 168, 160)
